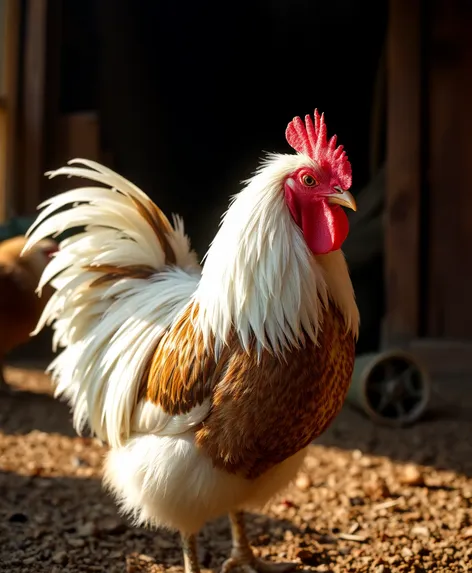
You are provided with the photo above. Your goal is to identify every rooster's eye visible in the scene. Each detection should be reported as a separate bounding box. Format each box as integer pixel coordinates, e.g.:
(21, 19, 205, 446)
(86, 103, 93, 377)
(302, 174, 318, 187)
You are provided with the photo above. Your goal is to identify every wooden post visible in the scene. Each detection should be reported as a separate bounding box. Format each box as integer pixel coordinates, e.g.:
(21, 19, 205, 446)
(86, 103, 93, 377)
(0, 0, 21, 222)
(427, 0, 472, 338)
(384, 0, 423, 346)
(18, 0, 48, 216)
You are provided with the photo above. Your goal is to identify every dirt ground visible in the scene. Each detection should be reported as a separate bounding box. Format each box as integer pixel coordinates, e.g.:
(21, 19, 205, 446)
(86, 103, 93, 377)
(0, 365, 471, 573)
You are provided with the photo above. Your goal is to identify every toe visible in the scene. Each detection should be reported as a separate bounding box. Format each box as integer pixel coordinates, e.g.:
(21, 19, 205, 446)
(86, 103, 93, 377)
(221, 557, 241, 573)
(221, 557, 297, 573)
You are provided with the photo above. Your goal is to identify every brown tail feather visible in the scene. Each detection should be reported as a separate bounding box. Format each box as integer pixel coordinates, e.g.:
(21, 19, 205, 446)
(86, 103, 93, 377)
(129, 196, 177, 265)
(85, 264, 156, 287)
(84, 194, 179, 286)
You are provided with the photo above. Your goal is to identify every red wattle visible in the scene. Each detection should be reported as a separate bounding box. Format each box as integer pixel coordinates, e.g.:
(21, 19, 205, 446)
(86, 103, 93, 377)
(285, 190, 349, 255)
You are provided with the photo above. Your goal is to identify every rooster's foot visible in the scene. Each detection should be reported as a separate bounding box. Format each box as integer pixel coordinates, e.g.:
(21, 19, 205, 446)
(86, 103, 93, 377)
(221, 551, 296, 573)
(224, 512, 297, 573)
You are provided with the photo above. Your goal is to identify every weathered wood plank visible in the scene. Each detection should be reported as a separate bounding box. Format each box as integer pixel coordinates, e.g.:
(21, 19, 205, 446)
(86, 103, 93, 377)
(427, 0, 472, 338)
(384, 0, 423, 346)
(19, 0, 48, 215)
(0, 0, 21, 221)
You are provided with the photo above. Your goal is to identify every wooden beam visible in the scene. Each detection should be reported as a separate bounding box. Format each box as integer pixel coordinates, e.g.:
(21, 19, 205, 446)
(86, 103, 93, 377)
(18, 0, 48, 216)
(0, 100, 7, 223)
(43, 0, 62, 170)
(0, 0, 21, 222)
(427, 0, 472, 338)
(384, 0, 423, 346)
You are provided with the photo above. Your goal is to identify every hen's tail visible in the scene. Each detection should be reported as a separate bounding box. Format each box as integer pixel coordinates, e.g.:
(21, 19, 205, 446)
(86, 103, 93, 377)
(23, 159, 201, 447)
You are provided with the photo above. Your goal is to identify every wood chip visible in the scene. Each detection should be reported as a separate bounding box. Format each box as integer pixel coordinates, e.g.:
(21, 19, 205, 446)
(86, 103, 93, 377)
(462, 526, 472, 539)
(410, 525, 430, 538)
(295, 473, 312, 491)
(348, 522, 360, 534)
(337, 532, 369, 542)
(372, 498, 404, 511)
(399, 464, 425, 487)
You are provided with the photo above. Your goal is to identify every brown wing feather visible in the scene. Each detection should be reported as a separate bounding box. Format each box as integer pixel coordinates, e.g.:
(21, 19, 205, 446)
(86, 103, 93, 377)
(195, 304, 355, 478)
(143, 301, 355, 480)
(145, 303, 223, 414)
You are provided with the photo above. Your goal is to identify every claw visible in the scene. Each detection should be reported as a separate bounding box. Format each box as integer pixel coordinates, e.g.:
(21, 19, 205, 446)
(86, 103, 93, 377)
(221, 551, 297, 573)
(223, 512, 298, 573)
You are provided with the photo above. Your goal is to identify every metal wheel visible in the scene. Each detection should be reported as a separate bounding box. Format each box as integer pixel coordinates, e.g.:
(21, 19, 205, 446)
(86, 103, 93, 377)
(362, 353, 430, 426)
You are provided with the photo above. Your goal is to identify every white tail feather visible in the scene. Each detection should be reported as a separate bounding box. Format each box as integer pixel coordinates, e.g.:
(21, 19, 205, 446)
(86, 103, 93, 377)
(23, 159, 201, 447)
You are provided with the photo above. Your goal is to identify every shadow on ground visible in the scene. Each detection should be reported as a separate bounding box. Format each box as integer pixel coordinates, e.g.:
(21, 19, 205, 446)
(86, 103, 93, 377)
(0, 470, 307, 573)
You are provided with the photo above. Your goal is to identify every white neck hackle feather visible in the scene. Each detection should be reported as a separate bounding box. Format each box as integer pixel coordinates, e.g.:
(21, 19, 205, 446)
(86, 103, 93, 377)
(22, 156, 358, 448)
(194, 153, 359, 356)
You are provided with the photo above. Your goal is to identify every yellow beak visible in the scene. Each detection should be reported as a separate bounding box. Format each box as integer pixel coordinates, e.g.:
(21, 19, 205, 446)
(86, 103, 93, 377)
(328, 189, 357, 212)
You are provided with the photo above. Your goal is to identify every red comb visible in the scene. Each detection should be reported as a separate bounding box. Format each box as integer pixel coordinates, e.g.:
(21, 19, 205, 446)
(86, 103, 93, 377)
(285, 109, 352, 190)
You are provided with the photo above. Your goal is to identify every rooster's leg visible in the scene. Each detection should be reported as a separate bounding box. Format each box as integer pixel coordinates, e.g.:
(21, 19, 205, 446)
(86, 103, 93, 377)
(182, 533, 201, 573)
(221, 512, 296, 573)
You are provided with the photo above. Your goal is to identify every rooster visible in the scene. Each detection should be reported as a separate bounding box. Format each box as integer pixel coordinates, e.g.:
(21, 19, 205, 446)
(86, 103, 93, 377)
(23, 110, 359, 573)
(0, 235, 57, 389)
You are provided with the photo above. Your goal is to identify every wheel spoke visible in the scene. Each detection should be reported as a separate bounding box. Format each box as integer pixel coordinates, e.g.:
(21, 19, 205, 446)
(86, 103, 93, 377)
(394, 400, 406, 418)
(376, 392, 394, 413)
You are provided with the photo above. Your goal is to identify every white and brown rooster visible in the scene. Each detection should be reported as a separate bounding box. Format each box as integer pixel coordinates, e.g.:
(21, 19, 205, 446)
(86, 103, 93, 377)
(23, 110, 359, 573)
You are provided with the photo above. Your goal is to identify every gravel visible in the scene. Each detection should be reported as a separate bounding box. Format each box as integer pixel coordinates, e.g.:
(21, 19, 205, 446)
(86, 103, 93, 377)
(0, 365, 471, 573)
